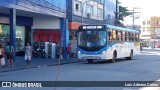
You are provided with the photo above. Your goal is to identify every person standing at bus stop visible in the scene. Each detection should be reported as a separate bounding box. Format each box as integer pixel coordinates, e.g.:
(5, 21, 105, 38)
(56, 42, 61, 59)
(25, 42, 32, 66)
(6, 43, 15, 67)
(66, 43, 71, 59)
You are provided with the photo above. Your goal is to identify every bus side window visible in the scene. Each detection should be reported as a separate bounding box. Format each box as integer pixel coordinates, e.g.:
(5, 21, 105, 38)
(136, 34, 139, 41)
(125, 32, 127, 41)
(131, 33, 134, 41)
(126, 32, 129, 41)
(118, 31, 122, 41)
(135, 34, 137, 41)
(108, 31, 112, 40)
(121, 31, 123, 41)
(129, 32, 132, 41)
(116, 30, 119, 40)
(122, 31, 125, 41)
(133, 33, 135, 41)
(112, 30, 116, 40)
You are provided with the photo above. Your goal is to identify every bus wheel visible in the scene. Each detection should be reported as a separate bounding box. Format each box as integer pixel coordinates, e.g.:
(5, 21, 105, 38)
(126, 50, 133, 60)
(111, 52, 116, 63)
(87, 59, 93, 63)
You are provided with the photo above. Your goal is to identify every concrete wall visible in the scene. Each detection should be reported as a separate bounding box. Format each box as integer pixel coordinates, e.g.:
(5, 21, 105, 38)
(151, 16, 160, 28)
(141, 17, 160, 39)
(73, 0, 104, 21)
(141, 19, 151, 40)
(32, 17, 60, 29)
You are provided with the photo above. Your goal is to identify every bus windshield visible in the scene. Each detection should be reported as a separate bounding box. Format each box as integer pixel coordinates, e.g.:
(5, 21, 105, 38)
(78, 30, 107, 51)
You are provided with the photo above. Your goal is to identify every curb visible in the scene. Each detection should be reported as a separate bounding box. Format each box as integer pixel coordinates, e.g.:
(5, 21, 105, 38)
(0, 60, 85, 73)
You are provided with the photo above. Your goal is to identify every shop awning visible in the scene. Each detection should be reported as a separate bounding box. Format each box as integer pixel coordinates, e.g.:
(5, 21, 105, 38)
(68, 22, 81, 30)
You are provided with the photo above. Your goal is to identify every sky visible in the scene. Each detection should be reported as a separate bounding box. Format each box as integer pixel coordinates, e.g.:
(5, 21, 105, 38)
(119, 0, 160, 25)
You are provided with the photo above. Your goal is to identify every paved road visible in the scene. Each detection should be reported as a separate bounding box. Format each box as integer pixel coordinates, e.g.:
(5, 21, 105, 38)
(0, 49, 160, 90)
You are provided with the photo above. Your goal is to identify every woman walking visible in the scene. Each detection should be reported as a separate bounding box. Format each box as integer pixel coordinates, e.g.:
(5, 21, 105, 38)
(25, 42, 32, 66)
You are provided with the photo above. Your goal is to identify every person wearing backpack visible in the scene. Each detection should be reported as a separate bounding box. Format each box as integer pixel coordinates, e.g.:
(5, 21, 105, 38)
(5, 42, 14, 67)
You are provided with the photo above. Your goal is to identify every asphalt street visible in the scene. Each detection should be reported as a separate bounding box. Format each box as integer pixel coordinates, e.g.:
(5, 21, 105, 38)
(0, 49, 160, 90)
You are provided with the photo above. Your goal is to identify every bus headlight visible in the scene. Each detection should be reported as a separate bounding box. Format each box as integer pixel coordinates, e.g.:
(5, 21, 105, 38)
(78, 51, 83, 55)
(101, 51, 106, 55)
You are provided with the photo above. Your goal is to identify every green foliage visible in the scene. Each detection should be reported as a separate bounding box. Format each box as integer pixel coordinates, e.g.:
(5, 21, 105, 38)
(115, 6, 132, 27)
(119, 6, 132, 21)
(114, 20, 126, 27)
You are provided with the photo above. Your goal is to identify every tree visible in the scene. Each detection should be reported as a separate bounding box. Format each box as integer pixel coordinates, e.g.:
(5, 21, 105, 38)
(115, 6, 132, 27)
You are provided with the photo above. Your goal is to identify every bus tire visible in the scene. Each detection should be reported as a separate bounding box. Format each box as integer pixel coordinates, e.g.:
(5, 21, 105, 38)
(125, 50, 133, 60)
(111, 52, 116, 63)
(87, 59, 93, 63)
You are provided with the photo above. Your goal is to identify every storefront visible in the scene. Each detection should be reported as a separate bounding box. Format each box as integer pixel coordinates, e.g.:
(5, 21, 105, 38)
(0, 24, 30, 51)
(0, 0, 68, 60)
(68, 22, 80, 58)
(33, 30, 60, 43)
(0, 15, 33, 52)
(68, 22, 80, 40)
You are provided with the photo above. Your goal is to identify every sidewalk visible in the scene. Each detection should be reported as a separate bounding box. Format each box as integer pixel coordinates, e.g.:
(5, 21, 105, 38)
(142, 47, 160, 51)
(0, 56, 84, 72)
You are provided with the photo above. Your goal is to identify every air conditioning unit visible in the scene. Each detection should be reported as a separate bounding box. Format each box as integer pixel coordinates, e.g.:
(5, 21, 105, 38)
(87, 13, 91, 19)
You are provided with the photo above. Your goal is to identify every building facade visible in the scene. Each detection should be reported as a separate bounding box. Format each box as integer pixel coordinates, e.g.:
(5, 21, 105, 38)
(104, 0, 116, 25)
(141, 16, 160, 47)
(67, 0, 105, 56)
(67, 0, 116, 39)
(0, 0, 68, 59)
(68, 0, 105, 26)
(66, 0, 116, 56)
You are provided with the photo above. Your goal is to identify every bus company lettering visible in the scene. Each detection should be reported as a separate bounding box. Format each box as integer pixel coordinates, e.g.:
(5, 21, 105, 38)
(11, 82, 42, 87)
(28, 83, 42, 87)
(12, 82, 27, 87)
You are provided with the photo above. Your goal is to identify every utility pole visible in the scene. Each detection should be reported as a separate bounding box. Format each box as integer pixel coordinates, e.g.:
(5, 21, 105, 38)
(131, 7, 141, 29)
(115, 0, 118, 26)
(132, 7, 134, 29)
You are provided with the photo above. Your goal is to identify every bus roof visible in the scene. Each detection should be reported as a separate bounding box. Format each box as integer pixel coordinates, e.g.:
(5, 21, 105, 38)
(106, 24, 140, 33)
(79, 24, 140, 34)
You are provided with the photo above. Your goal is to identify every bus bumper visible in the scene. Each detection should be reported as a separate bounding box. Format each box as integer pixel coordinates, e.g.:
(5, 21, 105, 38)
(78, 53, 108, 60)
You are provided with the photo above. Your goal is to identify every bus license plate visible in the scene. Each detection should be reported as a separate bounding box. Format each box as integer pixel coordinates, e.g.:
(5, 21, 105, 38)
(84, 56, 99, 59)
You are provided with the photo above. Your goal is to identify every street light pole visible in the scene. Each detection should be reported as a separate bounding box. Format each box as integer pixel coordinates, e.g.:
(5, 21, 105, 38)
(81, 0, 92, 25)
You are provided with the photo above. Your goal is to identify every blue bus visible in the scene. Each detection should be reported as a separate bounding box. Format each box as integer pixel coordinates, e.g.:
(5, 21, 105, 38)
(77, 24, 140, 63)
